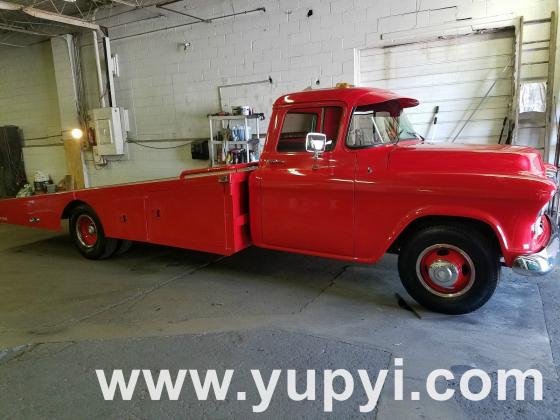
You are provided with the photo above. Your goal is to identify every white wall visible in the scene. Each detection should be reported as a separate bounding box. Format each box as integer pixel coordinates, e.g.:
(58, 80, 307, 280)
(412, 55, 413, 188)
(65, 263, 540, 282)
(81, 0, 556, 186)
(0, 42, 67, 183)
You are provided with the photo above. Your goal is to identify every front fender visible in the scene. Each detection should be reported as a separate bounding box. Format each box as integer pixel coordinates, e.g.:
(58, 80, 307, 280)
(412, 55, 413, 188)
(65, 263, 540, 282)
(388, 205, 509, 259)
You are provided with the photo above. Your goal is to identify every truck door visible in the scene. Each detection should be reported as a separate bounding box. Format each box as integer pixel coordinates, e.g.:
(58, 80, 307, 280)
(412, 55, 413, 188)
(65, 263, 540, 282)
(345, 103, 405, 261)
(257, 105, 355, 257)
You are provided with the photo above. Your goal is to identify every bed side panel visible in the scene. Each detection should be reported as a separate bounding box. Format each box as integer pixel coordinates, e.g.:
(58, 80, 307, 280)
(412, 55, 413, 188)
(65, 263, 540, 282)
(0, 192, 75, 231)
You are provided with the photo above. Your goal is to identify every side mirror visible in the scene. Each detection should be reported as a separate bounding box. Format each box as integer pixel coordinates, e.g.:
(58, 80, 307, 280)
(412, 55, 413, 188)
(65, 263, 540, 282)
(305, 132, 327, 156)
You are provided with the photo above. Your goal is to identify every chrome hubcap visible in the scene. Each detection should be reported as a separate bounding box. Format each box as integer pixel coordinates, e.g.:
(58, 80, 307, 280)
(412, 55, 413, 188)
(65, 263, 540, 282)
(415, 244, 476, 298)
(428, 261, 459, 288)
(76, 215, 98, 248)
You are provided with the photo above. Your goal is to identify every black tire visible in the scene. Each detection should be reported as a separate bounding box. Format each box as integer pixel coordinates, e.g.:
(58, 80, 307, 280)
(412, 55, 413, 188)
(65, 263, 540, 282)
(69, 205, 118, 260)
(114, 240, 133, 256)
(398, 224, 500, 315)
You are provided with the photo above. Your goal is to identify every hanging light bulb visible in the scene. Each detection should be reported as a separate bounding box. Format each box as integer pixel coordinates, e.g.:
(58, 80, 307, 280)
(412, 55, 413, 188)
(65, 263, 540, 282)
(70, 128, 83, 140)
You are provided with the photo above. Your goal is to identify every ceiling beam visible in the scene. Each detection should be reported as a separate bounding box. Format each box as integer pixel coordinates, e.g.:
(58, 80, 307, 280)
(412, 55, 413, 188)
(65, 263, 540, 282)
(0, 0, 18, 10)
(111, 0, 139, 7)
(21, 7, 101, 30)
(0, 0, 100, 30)
(0, 23, 50, 36)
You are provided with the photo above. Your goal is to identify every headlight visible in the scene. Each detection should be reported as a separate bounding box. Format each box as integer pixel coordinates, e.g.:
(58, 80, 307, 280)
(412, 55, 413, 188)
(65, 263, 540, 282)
(532, 216, 545, 237)
(546, 166, 559, 185)
(532, 206, 548, 237)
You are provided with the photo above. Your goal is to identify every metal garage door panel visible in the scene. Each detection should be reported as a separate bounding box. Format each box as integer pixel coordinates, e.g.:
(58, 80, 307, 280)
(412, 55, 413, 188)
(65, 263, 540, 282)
(410, 107, 509, 125)
(379, 80, 512, 100)
(358, 30, 515, 144)
(412, 96, 510, 114)
(361, 55, 512, 81)
(370, 67, 512, 89)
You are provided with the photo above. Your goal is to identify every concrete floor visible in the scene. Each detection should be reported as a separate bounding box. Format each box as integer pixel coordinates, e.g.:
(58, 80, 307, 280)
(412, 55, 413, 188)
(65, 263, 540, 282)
(1, 223, 559, 419)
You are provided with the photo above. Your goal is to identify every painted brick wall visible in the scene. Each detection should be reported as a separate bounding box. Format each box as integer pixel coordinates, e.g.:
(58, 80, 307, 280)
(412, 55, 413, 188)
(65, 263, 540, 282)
(80, 0, 556, 185)
(0, 42, 67, 184)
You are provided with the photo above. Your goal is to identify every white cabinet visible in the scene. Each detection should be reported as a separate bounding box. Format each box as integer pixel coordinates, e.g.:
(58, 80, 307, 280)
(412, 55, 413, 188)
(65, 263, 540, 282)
(208, 115, 262, 167)
(89, 107, 129, 156)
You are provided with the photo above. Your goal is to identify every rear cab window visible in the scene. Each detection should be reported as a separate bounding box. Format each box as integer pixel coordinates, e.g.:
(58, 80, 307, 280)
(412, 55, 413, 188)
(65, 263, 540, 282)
(277, 112, 318, 152)
(277, 107, 343, 153)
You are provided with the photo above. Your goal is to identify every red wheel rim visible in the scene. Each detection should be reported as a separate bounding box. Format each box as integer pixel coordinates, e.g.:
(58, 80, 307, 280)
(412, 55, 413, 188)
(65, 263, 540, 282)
(415, 244, 475, 298)
(76, 215, 98, 248)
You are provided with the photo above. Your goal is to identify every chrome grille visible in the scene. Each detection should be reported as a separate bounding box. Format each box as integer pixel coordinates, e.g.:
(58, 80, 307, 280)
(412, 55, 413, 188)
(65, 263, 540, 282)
(552, 195, 559, 226)
(546, 167, 559, 184)
(546, 167, 559, 225)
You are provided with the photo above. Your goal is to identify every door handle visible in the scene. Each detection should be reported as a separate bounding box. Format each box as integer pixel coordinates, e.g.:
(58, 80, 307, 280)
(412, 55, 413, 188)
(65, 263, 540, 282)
(367, 166, 373, 174)
(265, 159, 285, 165)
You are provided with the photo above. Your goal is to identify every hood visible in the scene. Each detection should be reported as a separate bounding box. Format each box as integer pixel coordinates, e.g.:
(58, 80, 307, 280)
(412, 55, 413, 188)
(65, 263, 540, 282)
(389, 142, 547, 177)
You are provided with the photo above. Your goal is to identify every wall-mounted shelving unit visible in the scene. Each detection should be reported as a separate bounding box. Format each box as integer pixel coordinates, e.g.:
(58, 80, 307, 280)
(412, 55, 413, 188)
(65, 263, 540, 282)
(208, 115, 262, 167)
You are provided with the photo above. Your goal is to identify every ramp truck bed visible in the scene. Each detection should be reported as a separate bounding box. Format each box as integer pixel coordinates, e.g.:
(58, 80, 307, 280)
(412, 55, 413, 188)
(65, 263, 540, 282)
(0, 164, 255, 257)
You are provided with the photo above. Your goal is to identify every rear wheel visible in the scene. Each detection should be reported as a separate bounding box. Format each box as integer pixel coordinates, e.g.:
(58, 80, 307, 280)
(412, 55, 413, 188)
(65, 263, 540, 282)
(398, 224, 500, 314)
(69, 205, 118, 260)
(115, 240, 133, 256)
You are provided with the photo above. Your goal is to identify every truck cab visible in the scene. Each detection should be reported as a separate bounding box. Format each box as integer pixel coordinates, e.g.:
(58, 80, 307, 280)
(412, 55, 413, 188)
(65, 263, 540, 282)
(249, 86, 559, 314)
(250, 88, 421, 261)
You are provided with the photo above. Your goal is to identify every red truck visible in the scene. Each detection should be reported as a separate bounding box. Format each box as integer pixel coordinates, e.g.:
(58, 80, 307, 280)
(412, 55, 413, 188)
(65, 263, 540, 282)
(1, 87, 558, 314)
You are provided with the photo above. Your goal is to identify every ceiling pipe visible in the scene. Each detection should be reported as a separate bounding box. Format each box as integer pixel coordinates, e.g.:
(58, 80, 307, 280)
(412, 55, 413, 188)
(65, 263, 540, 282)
(92, 30, 107, 108)
(111, 7, 266, 41)
(156, 0, 211, 23)
(106, 14, 164, 29)
(156, 5, 211, 23)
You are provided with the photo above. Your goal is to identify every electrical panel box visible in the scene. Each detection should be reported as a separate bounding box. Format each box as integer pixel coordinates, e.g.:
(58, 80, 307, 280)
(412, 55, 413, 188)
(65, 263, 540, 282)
(89, 107, 129, 156)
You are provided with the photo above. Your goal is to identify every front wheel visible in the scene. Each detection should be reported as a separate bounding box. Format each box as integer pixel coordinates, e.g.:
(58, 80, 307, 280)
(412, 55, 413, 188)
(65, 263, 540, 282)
(398, 224, 500, 314)
(69, 205, 118, 260)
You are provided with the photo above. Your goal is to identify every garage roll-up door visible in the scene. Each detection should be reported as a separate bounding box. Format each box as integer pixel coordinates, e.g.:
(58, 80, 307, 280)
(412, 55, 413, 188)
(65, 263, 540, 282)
(357, 30, 515, 144)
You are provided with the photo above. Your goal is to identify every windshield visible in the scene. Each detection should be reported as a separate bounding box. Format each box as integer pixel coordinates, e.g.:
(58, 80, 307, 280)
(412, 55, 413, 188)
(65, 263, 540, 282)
(346, 101, 420, 148)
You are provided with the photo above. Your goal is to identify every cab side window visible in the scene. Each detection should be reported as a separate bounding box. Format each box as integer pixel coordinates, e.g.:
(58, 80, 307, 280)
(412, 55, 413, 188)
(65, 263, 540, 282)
(277, 112, 318, 152)
(277, 107, 343, 153)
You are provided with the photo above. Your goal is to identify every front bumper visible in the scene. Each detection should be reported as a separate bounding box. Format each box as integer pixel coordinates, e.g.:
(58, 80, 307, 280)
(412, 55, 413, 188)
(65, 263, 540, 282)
(512, 214, 559, 276)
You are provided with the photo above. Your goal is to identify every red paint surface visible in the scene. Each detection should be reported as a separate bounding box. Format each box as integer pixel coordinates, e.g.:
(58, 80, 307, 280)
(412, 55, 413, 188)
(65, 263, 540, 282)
(0, 87, 556, 266)
(419, 247, 472, 294)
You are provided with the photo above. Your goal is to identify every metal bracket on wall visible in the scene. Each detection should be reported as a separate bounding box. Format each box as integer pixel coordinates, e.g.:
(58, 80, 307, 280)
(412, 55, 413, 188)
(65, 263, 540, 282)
(218, 77, 273, 112)
(109, 6, 266, 42)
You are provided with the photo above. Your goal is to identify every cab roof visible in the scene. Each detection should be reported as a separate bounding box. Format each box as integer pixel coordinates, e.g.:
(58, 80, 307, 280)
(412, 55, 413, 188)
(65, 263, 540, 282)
(273, 87, 419, 109)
